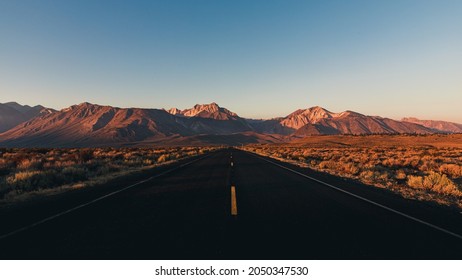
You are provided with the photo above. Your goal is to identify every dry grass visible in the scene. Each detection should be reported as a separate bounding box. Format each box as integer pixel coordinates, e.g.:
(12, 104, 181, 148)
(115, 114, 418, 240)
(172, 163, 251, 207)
(0, 147, 217, 201)
(243, 134, 462, 209)
(290, 134, 462, 148)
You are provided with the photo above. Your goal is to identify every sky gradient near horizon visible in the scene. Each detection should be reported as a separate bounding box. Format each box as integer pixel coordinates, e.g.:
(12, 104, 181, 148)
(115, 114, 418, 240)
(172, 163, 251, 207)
(1, 0, 461, 122)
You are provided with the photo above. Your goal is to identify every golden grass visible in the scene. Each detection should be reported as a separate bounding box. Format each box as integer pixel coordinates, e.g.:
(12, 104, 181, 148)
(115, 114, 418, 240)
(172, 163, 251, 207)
(0, 147, 217, 201)
(290, 134, 462, 148)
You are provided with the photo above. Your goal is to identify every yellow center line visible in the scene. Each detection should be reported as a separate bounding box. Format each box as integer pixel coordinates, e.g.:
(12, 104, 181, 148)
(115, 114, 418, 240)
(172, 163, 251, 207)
(231, 186, 238, 216)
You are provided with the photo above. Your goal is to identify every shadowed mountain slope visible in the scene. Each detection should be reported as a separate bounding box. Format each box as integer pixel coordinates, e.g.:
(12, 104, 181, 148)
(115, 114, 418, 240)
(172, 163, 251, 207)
(0, 102, 447, 147)
(0, 103, 188, 147)
(0, 102, 53, 133)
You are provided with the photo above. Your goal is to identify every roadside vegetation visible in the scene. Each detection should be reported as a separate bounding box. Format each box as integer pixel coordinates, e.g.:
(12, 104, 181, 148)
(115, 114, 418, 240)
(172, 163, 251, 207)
(0, 147, 216, 201)
(243, 135, 462, 209)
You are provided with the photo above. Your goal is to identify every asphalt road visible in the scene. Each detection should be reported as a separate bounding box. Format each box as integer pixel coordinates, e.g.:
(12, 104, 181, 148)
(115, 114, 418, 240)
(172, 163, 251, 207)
(1, 148, 462, 259)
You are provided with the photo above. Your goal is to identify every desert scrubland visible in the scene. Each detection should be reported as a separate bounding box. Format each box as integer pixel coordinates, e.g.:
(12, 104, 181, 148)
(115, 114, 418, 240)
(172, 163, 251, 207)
(0, 147, 216, 201)
(243, 134, 462, 208)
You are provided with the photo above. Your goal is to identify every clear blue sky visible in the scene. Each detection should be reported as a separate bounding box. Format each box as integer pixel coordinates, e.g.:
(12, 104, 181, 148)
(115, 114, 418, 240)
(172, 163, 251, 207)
(1, 0, 461, 121)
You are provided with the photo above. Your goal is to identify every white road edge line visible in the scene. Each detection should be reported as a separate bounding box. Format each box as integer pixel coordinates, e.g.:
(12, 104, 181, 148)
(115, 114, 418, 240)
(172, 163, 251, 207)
(248, 151, 462, 241)
(0, 154, 211, 241)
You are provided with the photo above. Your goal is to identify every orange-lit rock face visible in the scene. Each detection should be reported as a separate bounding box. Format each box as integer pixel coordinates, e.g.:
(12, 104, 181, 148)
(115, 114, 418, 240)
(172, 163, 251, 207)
(0, 102, 453, 147)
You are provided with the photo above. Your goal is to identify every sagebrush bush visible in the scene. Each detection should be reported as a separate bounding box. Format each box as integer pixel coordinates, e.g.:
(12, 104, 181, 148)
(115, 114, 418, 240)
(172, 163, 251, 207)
(395, 170, 407, 180)
(422, 172, 460, 195)
(157, 154, 169, 163)
(439, 164, 462, 178)
(407, 172, 460, 195)
(407, 175, 424, 189)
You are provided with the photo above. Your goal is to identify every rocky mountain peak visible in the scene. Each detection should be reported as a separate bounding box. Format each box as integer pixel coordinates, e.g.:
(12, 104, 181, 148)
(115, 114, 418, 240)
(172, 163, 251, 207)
(167, 108, 182, 115)
(166, 103, 239, 120)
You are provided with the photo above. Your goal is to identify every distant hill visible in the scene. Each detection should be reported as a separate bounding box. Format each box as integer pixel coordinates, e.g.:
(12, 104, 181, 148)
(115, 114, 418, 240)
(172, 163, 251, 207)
(402, 117, 462, 133)
(0, 102, 54, 133)
(251, 106, 434, 136)
(0, 103, 188, 147)
(167, 103, 253, 134)
(0, 102, 451, 147)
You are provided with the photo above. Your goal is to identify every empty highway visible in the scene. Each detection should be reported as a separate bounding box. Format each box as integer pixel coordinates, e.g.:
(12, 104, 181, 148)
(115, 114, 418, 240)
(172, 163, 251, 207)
(1, 148, 462, 259)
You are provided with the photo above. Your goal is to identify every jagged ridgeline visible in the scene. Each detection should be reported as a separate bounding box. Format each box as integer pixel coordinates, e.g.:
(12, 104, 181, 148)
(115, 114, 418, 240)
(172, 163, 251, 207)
(0, 102, 459, 147)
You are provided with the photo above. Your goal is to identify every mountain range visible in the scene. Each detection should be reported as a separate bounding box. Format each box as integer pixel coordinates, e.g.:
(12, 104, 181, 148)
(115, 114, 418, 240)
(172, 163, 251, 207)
(0, 102, 54, 133)
(401, 117, 462, 133)
(0, 102, 459, 147)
